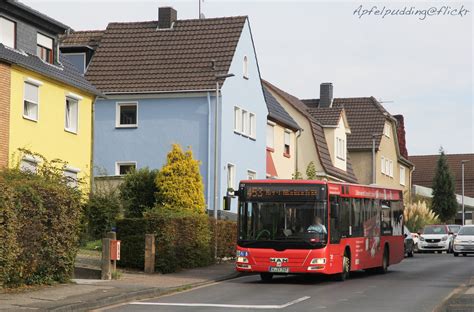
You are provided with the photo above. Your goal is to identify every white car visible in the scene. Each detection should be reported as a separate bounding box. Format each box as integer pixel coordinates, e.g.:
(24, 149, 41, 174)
(453, 225, 474, 257)
(418, 225, 451, 253)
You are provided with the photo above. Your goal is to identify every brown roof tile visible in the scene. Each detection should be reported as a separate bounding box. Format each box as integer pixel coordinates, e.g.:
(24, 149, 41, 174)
(263, 80, 357, 183)
(65, 17, 247, 93)
(59, 30, 105, 49)
(307, 107, 343, 126)
(409, 154, 474, 198)
(302, 97, 389, 151)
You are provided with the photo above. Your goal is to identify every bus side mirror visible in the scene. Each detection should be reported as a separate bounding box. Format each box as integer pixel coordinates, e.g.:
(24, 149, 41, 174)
(223, 196, 231, 211)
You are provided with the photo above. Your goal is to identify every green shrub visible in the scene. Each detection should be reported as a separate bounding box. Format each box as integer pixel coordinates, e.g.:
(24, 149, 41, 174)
(83, 189, 122, 240)
(119, 168, 159, 217)
(0, 162, 82, 287)
(155, 144, 205, 214)
(209, 219, 237, 259)
(116, 211, 212, 273)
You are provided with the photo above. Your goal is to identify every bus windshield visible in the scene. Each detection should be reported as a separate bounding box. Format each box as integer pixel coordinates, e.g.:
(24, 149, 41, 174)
(238, 200, 328, 249)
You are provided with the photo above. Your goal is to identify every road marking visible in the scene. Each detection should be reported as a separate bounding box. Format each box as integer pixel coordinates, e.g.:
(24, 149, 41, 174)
(129, 296, 311, 309)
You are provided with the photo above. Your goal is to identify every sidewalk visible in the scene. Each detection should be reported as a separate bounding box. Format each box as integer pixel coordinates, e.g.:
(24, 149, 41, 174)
(0, 262, 239, 311)
(435, 276, 474, 312)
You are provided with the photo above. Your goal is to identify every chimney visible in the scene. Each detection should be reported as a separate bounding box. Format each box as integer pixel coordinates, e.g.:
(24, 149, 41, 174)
(319, 83, 333, 108)
(394, 115, 408, 158)
(158, 7, 177, 29)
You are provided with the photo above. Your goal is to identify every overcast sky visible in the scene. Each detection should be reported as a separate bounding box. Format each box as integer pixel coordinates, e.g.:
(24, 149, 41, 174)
(23, 0, 473, 156)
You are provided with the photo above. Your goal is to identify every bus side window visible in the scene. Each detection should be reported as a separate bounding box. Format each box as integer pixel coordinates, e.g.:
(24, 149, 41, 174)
(381, 200, 392, 235)
(391, 200, 403, 236)
(330, 195, 341, 244)
(340, 197, 351, 238)
(351, 198, 363, 237)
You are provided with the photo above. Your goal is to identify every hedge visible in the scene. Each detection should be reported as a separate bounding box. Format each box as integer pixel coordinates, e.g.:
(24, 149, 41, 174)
(116, 215, 237, 273)
(0, 168, 82, 287)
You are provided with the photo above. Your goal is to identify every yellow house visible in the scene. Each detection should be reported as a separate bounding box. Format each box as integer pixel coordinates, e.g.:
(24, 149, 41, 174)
(0, 1, 100, 190)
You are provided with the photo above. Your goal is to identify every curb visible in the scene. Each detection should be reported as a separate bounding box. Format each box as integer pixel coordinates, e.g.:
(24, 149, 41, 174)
(49, 271, 243, 312)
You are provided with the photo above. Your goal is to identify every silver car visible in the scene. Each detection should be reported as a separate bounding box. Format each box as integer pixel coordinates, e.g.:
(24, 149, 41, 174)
(453, 225, 474, 256)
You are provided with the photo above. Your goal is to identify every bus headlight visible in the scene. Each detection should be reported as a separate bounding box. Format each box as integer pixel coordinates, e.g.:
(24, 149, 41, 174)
(237, 257, 249, 263)
(310, 258, 326, 265)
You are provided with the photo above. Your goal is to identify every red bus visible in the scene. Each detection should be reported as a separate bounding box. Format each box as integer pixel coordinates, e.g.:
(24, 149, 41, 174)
(235, 180, 404, 281)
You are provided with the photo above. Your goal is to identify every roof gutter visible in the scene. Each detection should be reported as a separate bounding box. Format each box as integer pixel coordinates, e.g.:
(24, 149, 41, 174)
(102, 89, 214, 96)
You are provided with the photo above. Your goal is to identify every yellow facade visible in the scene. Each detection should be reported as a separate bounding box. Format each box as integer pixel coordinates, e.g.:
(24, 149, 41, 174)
(8, 66, 94, 190)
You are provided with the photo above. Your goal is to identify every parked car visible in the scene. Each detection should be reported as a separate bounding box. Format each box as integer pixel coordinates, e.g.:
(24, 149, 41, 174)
(418, 224, 452, 253)
(404, 226, 415, 257)
(447, 224, 462, 236)
(453, 225, 474, 257)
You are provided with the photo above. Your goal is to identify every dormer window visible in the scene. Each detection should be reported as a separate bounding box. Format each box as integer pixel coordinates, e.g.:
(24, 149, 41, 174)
(243, 56, 248, 79)
(37, 33, 53, 64)
(0, 17, 16, 49)
(384, 122, 391, 138)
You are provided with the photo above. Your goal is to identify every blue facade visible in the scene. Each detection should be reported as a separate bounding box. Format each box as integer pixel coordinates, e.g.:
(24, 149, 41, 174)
(93, 19, 267, 213)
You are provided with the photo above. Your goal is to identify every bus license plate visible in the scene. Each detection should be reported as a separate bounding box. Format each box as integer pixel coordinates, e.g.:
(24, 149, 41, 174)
(269, 267, 289, 273)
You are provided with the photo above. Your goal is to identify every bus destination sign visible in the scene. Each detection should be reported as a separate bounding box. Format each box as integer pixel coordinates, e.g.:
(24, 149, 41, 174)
(241, 184, 325, 202)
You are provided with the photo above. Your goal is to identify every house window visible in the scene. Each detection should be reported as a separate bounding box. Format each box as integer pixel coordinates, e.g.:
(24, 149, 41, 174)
(0, 17, 16, 48)
(65, 97, 78, 133)
(249, 113, 256, 139)
(384, 122, 391, 138)
(227, 163, 235, 190)
(336, 137, 345, 160)
(23, 82, 39, 121)
(247, 170, 256, 180)
(116, 102, 137, 127)
(284, 130, 291, 157)
(266, 123, 274, 150)
(234, 106, 242, 133)
(400, 166, 406, 186)
(20, 157, 38, 173)
(64, 167, 80, 187)
(37, 33, 53, 64)
(381, 156, 385, 174)
(242, 110, 248, 136)
(243, 56, 248, 79)
(389, 160, 394, 178)
(115, 162, 136, 175)
(385, 159, 389, 176)
(63, 53, 86, 74)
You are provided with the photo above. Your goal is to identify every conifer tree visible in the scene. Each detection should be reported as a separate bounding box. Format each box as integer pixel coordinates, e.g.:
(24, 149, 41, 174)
(306, 161, 316, 180)
(431, 147, 458, 222)
(155, 144, 206, 214)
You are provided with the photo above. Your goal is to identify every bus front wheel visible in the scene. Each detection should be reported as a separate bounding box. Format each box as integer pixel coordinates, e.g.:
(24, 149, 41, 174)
(335, 253, 350, 281)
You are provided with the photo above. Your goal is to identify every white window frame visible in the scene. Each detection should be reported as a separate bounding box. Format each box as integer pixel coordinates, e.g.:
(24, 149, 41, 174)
(249, 112, 256, 139)
(381, 156, 385, 174)
(234, 106, 242, 133)
(227, 163, 236, 190)
(400, 165, 406, 186)
(284, 129, 291, 156)
(384, 122, 391, 138)
(336, 137, 345, 160)
(20, 155, 40, 173)
(247, 169, 256, 180)
(241, 109, 248, 136)
(0, 17, 16, 49)
(23, 80, 41, 121)
(389, 160, 394, 178)
(115, 161, 137, 176)
(266, 122, 275, 149)
(243, 55, 249, 79)
(116, 102, 138, 128)
(64, 166, 80, 187)
(65, 96, 79, 134)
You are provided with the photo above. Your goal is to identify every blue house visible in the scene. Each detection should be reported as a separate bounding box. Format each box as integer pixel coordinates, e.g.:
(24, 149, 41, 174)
(60, 7, 267, 214)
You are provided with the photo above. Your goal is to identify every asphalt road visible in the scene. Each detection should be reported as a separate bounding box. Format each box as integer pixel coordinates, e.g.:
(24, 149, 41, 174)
(102, 253, 473, 312)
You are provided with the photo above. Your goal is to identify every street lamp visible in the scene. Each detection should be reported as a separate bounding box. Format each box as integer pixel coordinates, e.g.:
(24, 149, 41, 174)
(212, 70, 234, 259)
(372, 133, 384, 184)
(461, 160, 470, 225)
(213, 72, 234, 221)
